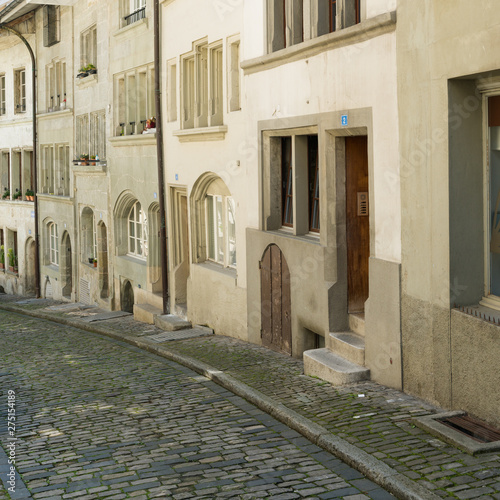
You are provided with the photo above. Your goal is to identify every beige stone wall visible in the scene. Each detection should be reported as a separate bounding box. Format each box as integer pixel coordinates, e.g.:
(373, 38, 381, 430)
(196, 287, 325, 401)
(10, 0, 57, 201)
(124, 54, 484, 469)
(398, 0, 500, 422)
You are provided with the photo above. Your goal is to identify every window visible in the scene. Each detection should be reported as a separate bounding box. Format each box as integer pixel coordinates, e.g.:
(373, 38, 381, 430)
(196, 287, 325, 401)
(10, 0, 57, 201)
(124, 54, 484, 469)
(167, 59, 177, 122)
(268, 0, 363, 52)
(274, 134, 320, 234)
(181, 40, 224, 130)
(128, 201, 148, 259)
(14, 69, 26, 113)
(49, 222, 59, 266)
(122, 0, 146, 27)
(228, 37, 241, 112)
(206, 195, 236, 268)
(76, 112, 105, 159)
(43, 5, 60, 47)
(115, 65, 155, 136)
(40, 144, 70, 196)
(80, 25, 97, 70)
(0, 74, 5, 116)
(46, 59, 66, 112)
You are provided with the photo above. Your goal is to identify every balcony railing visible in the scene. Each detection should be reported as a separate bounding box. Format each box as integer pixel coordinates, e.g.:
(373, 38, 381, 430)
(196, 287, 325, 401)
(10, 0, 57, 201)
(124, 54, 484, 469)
(124, 7, 146, 26)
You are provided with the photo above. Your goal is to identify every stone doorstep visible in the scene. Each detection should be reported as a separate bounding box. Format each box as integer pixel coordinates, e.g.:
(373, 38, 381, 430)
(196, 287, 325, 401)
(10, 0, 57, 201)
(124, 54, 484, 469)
(329, 331, 366, 366)
(133, 303, 162, 325)
(154, 314, 192, 332)
(303, 347, 370, 386)
(349, 314, 365, 336)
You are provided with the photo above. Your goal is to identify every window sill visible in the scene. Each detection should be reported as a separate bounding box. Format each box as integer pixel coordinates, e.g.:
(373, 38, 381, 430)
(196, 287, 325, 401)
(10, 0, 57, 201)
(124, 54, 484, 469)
(241, 11, 396, 75)
(37, 194, 73, 204)
(72, 160, 107, 174)
(38, 108, 72, 119)
(76, 73, 98, 88)
(113, 17, 148, 38)
(454, 303, 500, 326)
(173, 125, 228, 143)
(268, 228, 322, 245)
(117, 254, 147, 266)
(109, 134, 157, 146)
(197, 260, 237, 280)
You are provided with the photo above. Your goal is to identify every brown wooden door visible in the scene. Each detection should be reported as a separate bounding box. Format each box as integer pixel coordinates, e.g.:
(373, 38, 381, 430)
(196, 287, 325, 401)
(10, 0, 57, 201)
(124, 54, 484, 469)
(346, 136, 369, 313)
(260, 244, 292, 355)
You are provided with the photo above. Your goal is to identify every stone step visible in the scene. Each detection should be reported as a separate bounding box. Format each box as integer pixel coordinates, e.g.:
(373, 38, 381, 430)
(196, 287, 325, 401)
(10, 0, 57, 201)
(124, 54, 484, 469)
(303, 348, 370, 386)
(133, 303, 162, 325)
(154, 314, 192, 332)
(329, 331, 365, 366)
(349, 313, 365, 336)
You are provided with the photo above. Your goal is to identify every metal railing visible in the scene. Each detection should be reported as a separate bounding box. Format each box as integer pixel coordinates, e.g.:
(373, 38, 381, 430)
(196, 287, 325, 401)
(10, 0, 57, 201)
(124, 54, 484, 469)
(124, 7, 146, 26)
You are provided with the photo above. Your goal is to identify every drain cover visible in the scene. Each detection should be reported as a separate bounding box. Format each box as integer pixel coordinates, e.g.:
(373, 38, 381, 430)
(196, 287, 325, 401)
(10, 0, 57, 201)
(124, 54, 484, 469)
(439, 414, 500, 443)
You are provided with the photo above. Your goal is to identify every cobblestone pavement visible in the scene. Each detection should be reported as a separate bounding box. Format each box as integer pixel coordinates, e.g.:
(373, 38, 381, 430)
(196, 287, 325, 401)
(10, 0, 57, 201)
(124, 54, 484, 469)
(1, 295, 500, 500)
(0, 308, 395, 499)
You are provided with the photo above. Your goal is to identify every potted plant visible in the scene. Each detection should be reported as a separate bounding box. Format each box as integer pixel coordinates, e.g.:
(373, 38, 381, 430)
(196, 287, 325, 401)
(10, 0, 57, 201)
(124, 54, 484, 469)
(86, 64, 97, 75)
(80, 154, 89, 165)
(88, 257, 94, 264)
(0, 245, 4, 270)
(93, 258, 97, 268)
(25, 189, 34, 201)
(90, 155, 96, 166)
(77, 66, 89, 79)
(7, 248, 15, 273)
(2, 189, 10, 200)
(12, 190, 22, 200)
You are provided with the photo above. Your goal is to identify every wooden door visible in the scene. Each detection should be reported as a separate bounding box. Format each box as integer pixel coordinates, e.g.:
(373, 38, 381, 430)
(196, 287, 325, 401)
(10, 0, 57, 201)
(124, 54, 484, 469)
(346, 136, 369, 313)
(260, 244, 292, 355)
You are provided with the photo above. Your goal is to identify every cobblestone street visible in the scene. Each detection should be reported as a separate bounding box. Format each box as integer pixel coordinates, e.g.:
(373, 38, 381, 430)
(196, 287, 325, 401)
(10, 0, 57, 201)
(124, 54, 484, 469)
(0, 310, 394, 499)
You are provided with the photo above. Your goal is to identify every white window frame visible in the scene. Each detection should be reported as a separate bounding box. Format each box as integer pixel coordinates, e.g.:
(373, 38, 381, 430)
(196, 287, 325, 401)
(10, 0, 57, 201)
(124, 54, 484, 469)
(227, 36, 241, 112)
(49, 222, 59, 266)
(167, 59, 177, 122)
(114, 64, 155, 136)
(205, 194, 236, 268)
(14, 69, 26, 114)
(46, 59, 66, 112)
(80, 25, 97, 70)
(128, 201, 147, 259)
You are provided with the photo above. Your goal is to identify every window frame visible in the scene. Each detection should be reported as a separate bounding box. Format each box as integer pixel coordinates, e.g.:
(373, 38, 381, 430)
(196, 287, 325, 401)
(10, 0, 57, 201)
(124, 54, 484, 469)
(0, 74, 5, 116)
(14, 69, 26, 114)
(127, 201, 147, 260)
(80, 25, 97, 70)
(49, 222, 59, 266)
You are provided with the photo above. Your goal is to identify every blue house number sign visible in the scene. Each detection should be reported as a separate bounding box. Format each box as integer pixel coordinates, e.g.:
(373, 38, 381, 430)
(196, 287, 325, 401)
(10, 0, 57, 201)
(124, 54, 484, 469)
(341, 115, 348, 127)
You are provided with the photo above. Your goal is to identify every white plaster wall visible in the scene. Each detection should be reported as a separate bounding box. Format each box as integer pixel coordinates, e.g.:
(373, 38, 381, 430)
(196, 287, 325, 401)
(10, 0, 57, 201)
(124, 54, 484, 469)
(243, 32, 401, 262)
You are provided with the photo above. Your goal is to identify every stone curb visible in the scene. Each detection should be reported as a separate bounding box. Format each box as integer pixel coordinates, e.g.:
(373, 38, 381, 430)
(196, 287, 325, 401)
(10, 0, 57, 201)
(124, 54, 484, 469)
(0, 303, 440, 500)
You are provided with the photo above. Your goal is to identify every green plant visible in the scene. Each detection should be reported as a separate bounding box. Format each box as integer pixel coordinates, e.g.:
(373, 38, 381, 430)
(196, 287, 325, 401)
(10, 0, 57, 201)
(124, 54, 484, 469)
(86, 64, 96, 71)
(2, 189, 10, 199)
(79, 66, 88, 73)
(25, 189, 34, 197)
(13, 191, 22, 200)
(7, 248, 15, 268)
(90, 155, 96, 160)
(80, 154, 89, 160)
(0, 245, 4, 265)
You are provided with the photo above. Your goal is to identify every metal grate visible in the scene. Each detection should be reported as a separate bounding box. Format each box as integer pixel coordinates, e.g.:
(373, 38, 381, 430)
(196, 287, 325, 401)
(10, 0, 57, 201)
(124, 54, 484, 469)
(357, 192, 368, 216)
(439, 415, 500, 443)
(79, 278, 90, 305)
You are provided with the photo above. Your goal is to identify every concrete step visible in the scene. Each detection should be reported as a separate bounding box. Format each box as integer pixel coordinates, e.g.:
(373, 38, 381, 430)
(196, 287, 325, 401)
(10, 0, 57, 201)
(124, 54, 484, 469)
(133, 303, 162, 325)
(154, 314, 192, 332)
(329, 331, 365, 366)
(303, 348, 370, 386)
(349, 313, 365, 336)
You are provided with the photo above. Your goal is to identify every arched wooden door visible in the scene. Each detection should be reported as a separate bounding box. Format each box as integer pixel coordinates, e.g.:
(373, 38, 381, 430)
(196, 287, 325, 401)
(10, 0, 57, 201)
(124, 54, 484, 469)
(260, 244, 292, 355)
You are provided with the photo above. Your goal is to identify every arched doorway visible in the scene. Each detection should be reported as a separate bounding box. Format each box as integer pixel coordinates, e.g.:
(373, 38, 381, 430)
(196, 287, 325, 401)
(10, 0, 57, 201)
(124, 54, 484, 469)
(121, 280, 134, 313)
(260, 244, 292, 355)
(60, 232, 72, 299)
(97, 222, 109, 299)
(25, 238, 36, 295)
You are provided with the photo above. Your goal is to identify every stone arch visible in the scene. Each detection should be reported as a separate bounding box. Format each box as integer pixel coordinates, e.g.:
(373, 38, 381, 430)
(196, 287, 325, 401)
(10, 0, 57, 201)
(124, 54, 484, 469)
(97, 221, 109, 299)
(190, 172, 232, 264)
(24, 237, 36, 295)
(60, 231, 72, 298)
(113, 191, 140, 257)
(148, 202, 162, 292)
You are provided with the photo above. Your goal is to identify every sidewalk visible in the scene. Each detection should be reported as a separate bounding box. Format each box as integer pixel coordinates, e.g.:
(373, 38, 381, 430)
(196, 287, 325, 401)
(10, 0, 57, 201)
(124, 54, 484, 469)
(1, 295, 499, 500)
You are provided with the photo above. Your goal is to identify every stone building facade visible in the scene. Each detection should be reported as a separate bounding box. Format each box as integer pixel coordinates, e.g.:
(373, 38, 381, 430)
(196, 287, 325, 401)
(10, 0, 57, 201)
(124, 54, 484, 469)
(1, 0, 499, 427)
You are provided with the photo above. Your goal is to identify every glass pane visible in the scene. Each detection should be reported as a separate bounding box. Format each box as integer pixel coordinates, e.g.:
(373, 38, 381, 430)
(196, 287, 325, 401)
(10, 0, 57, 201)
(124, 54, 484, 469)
(227, 197, 236, 267)
(129, 236, 135, 254)
(129, 220, 135, 238)
(216, 196, 224, 264)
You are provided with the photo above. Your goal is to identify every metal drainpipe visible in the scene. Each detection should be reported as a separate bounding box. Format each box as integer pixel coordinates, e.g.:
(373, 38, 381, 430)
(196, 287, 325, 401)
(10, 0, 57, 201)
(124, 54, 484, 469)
(153, 0, 169, 314)
(0, 24, 40, 298)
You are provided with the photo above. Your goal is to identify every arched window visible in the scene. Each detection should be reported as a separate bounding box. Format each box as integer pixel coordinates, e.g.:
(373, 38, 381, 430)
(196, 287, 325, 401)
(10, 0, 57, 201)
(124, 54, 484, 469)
(128, 201, 147, 259)
(206, 194, 236, 267)
(49, 222, 59, 265)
